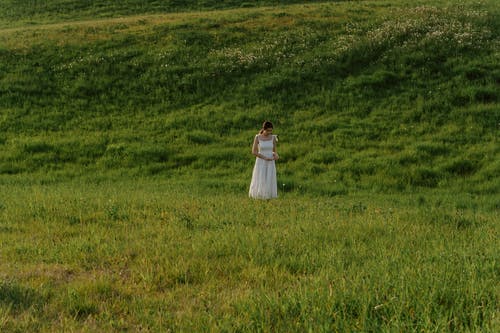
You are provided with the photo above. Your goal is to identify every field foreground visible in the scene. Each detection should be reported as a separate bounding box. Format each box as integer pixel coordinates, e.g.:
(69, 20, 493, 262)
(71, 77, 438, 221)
(0, 180, 498, 331)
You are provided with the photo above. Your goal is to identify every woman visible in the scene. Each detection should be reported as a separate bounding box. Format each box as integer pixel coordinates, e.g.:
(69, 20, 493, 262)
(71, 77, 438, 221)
(249, 121, 279, 199)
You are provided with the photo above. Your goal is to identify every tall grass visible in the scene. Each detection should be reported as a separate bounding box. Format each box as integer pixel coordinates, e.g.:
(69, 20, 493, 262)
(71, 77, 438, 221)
(0, 0, 498, 195)
(0, 181, 498, 331)
(0, 1, 499, 330)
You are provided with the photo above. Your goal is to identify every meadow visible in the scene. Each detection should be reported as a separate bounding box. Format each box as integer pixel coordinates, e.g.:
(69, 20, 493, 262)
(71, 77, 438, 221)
(1, 180, 498, 331)
(0, 0, 499, 331)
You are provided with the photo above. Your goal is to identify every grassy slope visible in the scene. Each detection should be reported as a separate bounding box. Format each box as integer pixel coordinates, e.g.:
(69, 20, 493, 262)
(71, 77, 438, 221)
(0, 1, 499, 331)
(0, 0, 329, 29)
(0, 0, 499, 195)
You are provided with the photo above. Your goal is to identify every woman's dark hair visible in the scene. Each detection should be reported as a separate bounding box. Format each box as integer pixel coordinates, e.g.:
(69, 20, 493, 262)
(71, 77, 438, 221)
(259, 121, 273, 134)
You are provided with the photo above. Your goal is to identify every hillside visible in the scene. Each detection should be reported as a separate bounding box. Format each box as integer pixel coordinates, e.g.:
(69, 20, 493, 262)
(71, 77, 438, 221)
(0, 2, 499, 332)
(0, 0, 499, 195)
(0, 0, 325, 28)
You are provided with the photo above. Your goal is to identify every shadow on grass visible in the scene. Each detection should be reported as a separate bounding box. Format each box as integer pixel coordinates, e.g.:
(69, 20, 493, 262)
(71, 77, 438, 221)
(0, 281, 46, 312)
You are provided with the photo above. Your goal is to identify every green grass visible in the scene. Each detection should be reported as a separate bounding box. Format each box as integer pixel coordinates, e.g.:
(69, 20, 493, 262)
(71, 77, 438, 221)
(0, 0, 498, 195)
(0, 181, 498, 331)
(0, 0, 333, 28)
(0, 0, 499, 331)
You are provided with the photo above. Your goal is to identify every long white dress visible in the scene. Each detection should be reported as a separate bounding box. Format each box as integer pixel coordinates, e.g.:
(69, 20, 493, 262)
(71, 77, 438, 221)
(249, 135, 277, 199)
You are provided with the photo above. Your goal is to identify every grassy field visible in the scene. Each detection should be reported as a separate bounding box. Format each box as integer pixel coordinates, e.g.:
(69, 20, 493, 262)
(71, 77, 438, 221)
(0, 0, 499, 331)
(0, 0, 499, 194)
(0, 181, 498, 331)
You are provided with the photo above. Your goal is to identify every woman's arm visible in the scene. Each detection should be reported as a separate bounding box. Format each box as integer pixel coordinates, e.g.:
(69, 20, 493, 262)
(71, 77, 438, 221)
(252, 136, 259, 156)
(273, 135, 279, 160)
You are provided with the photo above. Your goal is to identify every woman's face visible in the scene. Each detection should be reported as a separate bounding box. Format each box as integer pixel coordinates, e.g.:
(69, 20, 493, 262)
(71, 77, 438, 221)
(263, 128, 273, 136)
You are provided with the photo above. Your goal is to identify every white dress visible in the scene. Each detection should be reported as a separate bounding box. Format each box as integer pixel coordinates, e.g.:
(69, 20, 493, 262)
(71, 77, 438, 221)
(249, 135, 277, 199)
